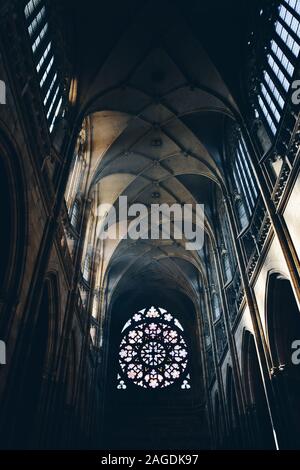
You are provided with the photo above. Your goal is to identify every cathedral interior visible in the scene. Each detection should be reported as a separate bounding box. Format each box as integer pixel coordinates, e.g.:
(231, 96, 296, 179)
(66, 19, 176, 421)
(1, 0, 300, 451)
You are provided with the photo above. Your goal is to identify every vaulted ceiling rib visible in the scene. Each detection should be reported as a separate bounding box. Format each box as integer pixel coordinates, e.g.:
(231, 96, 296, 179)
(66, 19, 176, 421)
(67, 0, 256, 305)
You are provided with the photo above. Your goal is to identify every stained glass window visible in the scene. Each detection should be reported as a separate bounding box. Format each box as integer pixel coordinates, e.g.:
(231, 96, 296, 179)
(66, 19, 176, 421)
(117, 306, 190, 390)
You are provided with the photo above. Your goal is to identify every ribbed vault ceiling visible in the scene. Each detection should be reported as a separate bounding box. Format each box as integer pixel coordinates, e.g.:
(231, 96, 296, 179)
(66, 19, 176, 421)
(65, 0, 262, 306)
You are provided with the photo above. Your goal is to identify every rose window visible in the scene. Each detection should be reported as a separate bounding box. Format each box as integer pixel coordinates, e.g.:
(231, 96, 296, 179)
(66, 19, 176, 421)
(117, 306, 190, 390)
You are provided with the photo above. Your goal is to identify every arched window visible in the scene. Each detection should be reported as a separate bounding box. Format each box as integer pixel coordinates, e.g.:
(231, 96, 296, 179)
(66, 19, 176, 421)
(232, 136, 258, 216)
(212, 292, 221, 321)
(65, 154, 86, 211)
(90, 325, 97, 345)
(256, 2, 300, 137)
(70, 199, 80, 230)
(83, 253, 91, 282)
(24, 0, 64, 133)
(205, 333, 211, 348)
(224, 253, 232, 282)
(0, 80, 6, 104)
(236, 197, 248, 230)
(117, 306, 190, 390)
(91, 294, 99, 319)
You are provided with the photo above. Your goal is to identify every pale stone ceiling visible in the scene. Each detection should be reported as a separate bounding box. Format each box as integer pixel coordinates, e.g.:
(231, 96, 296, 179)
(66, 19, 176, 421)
(64, 0, 262, 305)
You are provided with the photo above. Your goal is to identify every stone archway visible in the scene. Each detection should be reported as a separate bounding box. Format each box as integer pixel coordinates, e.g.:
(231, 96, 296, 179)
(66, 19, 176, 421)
(101, 290, 210, 450)
(242, 330, 275, 449)
(0, 132, 27, 339)
(226, 366, 243, 449)
(266, 272, 300, 448)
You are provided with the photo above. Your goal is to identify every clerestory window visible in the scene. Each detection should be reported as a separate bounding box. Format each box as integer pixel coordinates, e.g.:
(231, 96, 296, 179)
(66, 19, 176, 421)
(256, 1, 300, 137)
(24, 0, 64, 133)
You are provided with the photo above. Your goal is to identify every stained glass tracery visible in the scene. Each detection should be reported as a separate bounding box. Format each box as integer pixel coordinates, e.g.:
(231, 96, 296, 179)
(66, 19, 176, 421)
(118, 306, 189, 390)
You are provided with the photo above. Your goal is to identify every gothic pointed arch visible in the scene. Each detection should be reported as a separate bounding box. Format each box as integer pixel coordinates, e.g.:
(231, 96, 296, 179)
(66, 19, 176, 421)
(265, 271, 300, 448)
(7, 272, 61, 448)
(225, 365, 243, 449)
(241, 329, 275, 449)
(0, 128, 27, 337)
